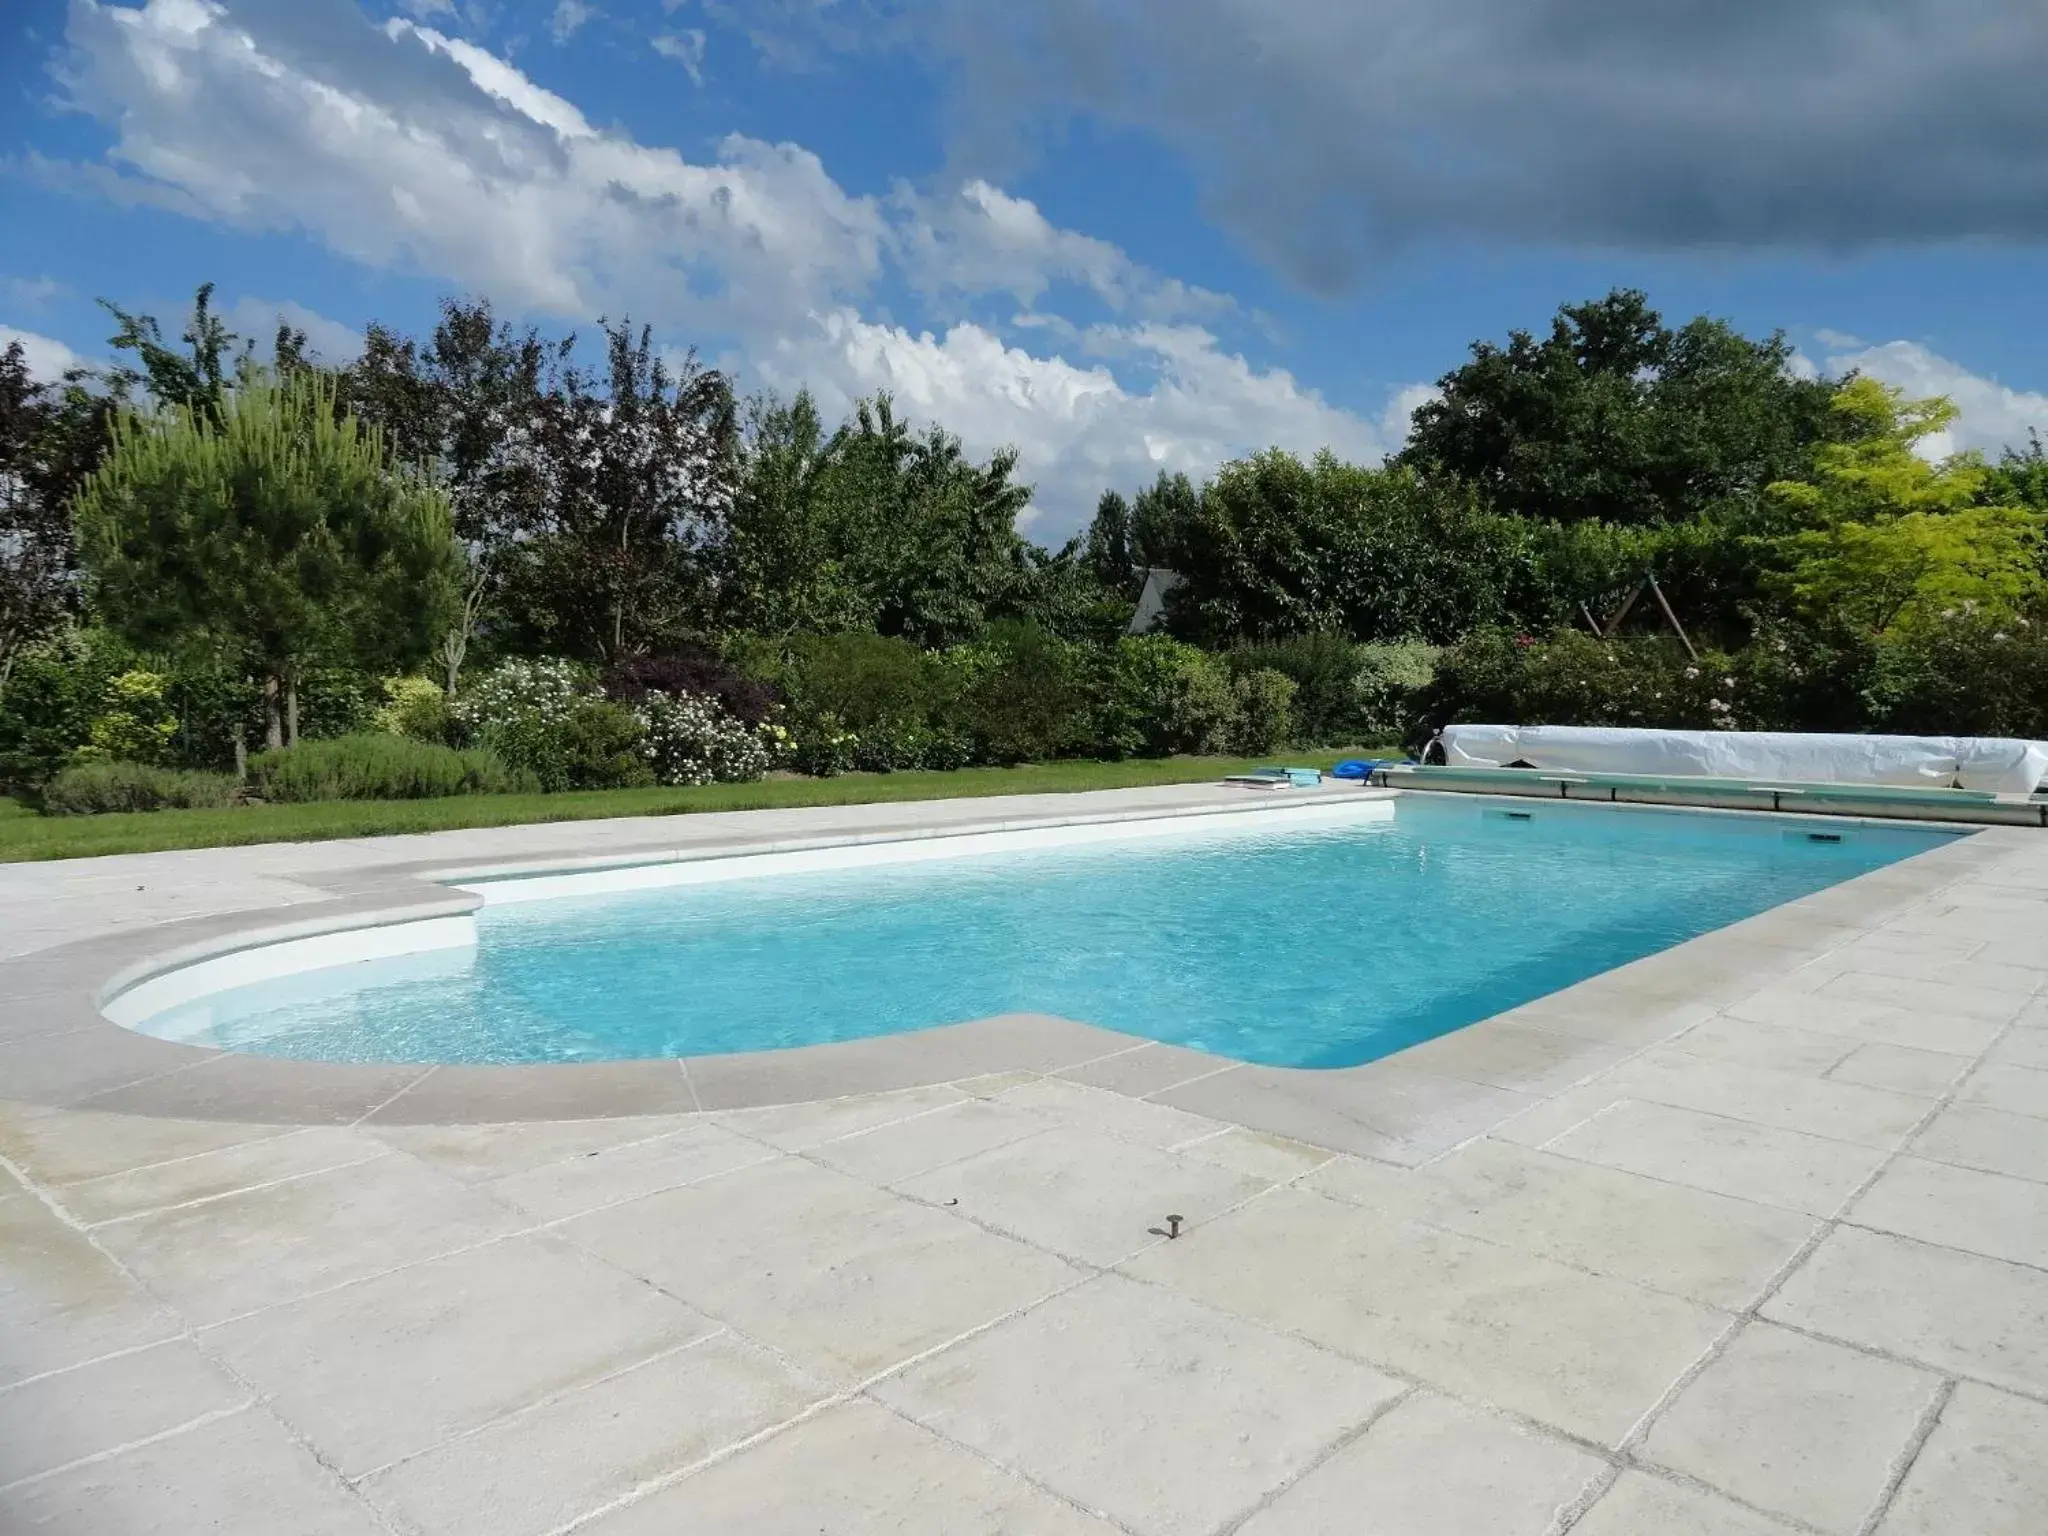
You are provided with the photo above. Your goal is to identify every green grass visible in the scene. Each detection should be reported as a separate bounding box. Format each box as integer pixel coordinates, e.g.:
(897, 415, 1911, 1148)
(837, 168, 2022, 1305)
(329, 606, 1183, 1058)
(0, 750, 1391, 862)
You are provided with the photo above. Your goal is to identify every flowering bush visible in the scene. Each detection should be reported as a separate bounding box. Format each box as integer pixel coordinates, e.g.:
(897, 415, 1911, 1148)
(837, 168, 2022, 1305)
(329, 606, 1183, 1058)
(451, 659, 650, 791)
(635, 690, 769, 786)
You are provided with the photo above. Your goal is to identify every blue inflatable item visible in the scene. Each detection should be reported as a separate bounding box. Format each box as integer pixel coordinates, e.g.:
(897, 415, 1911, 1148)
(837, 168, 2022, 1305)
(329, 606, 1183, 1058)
(1331, 759, 1373, 780)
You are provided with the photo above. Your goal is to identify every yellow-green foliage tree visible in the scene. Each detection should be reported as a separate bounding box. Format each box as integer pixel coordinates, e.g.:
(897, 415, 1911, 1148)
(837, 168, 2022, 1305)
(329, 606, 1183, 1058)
(74, 373, 457, 757)
(1766, 378, 2044, 637)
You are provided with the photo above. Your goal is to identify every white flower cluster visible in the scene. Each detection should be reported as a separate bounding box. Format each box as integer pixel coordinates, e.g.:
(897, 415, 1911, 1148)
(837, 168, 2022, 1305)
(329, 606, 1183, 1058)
(449, 658, 590, 739)
(635, 690, 769, 787)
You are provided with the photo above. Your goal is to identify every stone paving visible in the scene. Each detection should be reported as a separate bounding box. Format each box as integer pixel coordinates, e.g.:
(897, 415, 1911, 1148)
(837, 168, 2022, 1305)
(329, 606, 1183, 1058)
(2, 786, 2046, 1534)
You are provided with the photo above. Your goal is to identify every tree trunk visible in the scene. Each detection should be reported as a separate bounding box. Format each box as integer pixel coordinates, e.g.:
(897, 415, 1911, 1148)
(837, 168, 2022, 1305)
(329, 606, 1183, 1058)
(441, 628, 465, 698)
(232, 729, 247, 784)
(261, 675, 284, 751)
(286, 674, 300, 749)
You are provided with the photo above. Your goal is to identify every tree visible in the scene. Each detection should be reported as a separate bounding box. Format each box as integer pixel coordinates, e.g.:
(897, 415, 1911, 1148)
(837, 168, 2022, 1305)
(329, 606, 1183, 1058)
(100, 282, 244, 419)
(342, 299, 561, 691)
(711, 390, 1055, 646)
(1765, 378, 2044, 638)
(0, 344, 113, 697)
(1400, 289, 1840, 526)
(506, 321, 737, 661)
(74, 373, 457, 756)
(1163, 451, 1534, 644)
(1082, 490, 1137, 597)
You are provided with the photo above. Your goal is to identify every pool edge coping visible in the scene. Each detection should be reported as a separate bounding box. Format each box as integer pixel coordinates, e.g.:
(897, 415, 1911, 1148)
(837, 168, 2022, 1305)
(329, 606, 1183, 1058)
(0, 786, 2027, 1140)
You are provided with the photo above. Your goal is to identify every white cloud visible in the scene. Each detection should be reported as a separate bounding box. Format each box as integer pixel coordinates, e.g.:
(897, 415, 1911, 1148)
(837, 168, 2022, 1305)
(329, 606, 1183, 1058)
(896, 179, 1231, 322)
(54, 0, 1398, 533)
(221, 297, 365, 366)
(549, 1, 595, 45)
(0, 326, 91, 382)
(651, 29, 707, 84)
(1822, 339, 2048, 462)
(760, 312, 1389, 531)
(2, 276, 67, 313)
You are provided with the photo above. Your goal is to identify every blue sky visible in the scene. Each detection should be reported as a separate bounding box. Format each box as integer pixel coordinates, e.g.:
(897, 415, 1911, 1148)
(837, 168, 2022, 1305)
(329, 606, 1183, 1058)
(4, 0, 2047, 536)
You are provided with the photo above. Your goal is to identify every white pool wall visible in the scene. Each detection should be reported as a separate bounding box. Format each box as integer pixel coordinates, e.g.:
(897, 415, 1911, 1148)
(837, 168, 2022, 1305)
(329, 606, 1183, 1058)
(454, 797, 1398, 906)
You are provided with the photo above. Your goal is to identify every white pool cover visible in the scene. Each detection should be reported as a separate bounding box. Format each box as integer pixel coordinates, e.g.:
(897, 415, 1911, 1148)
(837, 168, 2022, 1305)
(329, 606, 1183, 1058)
(1438, 725, 2048, 795)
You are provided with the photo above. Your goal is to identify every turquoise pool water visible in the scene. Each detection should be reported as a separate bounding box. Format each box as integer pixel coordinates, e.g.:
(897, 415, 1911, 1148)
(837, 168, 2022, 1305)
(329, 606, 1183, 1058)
(141, 800, 1953, 1069)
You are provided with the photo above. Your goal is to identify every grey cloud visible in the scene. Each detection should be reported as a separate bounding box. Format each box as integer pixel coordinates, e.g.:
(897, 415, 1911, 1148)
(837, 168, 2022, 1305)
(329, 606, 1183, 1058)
(887, 0, 2048, 293)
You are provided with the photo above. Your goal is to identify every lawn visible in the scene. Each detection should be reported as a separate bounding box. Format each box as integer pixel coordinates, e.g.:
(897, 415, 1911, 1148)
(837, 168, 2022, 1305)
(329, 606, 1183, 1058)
(0, 751, 1387, 862)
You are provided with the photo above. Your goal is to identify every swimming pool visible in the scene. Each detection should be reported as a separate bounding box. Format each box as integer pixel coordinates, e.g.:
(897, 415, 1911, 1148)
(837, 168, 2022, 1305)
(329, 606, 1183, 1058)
(118, 798, 1955, 1069)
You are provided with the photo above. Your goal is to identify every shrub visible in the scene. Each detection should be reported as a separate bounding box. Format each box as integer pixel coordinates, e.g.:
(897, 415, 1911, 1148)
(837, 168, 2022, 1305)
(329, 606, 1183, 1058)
(1351, 641, 1440, 743)
(248, 734, 534, 802)
(40, 761, 239, 815)
(1229, 634, 1362, 745)
(1098, 635, 1241, 758)
(961, 623, 1095, 765)
(1414, 630, 1739, 744)
(791, 713, 858, 777)
(1, 627, 153, 791)
(451, 658, 653, 791)
(1865, 612, 2048, 738)
(635, 691, 770, 786)
(373, 676, 451, 743)
(1228, 668, 1297, 754)
(293, 668, 382, 741)
(601, 645, 780, 726)
(74, 670, 179, 766)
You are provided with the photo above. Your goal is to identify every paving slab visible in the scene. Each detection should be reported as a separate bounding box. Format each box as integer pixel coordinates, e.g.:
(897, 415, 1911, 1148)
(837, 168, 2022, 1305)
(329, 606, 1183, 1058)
(1876, 1382, 2048, 1535)
(572, 1400, 1126, 1535)
(1764, 1226, 2048, 1397)
(0, 1406, 389, 1535)
(1825, 1042, 1971, 1097)
(1987, 1025, 2048, 1071)
(0, 1337, 249, 1488)
(1638, 1321, 1942, 1534)
(76, 1053, 433, 1124)
(1310, 1139, 1819, 1310)
(1153, 1060, 1537, 1163)
(1383, 1017, 1633, 1096)
(1669, 1015, 1864, 1077)
(356, 1333, 828, 1536)
(1595, 1049, 1931, 1149)
(55, 1126, 391, 1226)
(1174, 1125, 1336, 1182)
(1907, 1102, 2048, 1183)
(1122, 1186, 1729, 1446)
(992, 1074, 1229, 1149)
(201, 1232, 717, 1477)
(1961, 1061, 2048, 1120)
(804, 1095, 1056, 1186)
(474, 1119, 776, 1223)
(871, 1273, 1406, 1536)
(1847, 1154, 2048, 1270)
(0, 1103, 299, 1187)
(91, 1151, 521, 1327)
(560, 1155, 1081, 1385)
(0, 1192, 181, 1387)
(1721, 990, 2006, 1055)
(710, 1083, 969, 1150)
(1571, 1471, 1801, 1536)
(896, 1127, 1274, 1266)
(1542, 1098, 1887, 1215)
(365, 1113, 704, 1181)
(1233, 1390, 1605, 1536)
(1053, 1041, 1231, 1097)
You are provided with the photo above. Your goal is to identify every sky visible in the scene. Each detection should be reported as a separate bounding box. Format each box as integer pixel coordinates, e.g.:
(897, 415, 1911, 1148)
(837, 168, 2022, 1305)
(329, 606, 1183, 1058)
(3, 0, 2047, 536)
